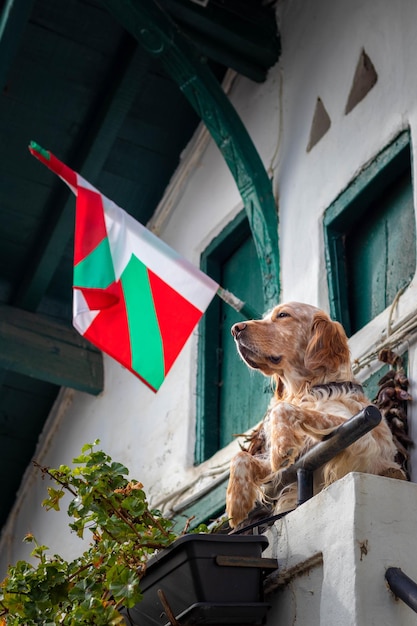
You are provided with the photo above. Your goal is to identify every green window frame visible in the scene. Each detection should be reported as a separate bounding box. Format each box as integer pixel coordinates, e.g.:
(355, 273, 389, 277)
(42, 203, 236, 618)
(195, 211, 271, 465)
(362, 354, 408, 402)
(323, 130, 416, 335)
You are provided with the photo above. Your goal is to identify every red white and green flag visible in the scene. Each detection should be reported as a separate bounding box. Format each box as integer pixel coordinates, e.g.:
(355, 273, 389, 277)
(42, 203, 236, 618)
(29, 142, 219, 392)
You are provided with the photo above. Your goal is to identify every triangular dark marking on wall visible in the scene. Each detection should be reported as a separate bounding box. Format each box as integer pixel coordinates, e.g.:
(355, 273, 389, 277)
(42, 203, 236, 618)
(345, 49, 378, 114)
(307, 97, 331, 152)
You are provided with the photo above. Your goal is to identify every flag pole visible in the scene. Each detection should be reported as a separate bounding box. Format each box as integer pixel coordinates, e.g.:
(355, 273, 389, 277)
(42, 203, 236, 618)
(216, 287, 262, 320)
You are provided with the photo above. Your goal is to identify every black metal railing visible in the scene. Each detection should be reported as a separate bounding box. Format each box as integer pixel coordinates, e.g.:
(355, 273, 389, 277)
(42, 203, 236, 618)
(386, 567, 417, 613)
(275, 404, 382, 505)
(233, 405, 383, 534)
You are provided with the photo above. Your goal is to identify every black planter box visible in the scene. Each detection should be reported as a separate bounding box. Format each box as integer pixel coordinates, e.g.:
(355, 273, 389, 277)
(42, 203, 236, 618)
(123, 534, 271, 626)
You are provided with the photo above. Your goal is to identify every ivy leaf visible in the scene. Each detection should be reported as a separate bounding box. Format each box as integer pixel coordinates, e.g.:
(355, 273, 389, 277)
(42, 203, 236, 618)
(0, 441, 183, 624)
(42, 487, 64, 511)
(107, 565, 142, 606)
(120, 495, 146, 517)
(30, 544, 49, 561)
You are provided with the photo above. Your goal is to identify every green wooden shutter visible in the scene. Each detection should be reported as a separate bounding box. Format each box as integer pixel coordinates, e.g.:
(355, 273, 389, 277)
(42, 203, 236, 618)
(219, 236, 269, 448)
(324, 130, 416, 335)
(346, 169, 415, 332)
(196, 212, 270, 462)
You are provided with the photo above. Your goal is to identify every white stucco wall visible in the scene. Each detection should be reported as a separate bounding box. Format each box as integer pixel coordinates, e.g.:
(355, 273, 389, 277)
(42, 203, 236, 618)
(264, 473, 417, 625)
(2, 0, 417, 595)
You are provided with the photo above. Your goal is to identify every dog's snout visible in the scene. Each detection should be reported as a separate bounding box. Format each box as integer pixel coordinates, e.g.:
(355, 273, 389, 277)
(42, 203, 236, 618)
(231, 321, 247, 338)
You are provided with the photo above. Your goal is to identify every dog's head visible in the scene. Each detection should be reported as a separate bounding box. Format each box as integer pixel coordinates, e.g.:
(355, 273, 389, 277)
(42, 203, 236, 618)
(231, 302, 352, 394)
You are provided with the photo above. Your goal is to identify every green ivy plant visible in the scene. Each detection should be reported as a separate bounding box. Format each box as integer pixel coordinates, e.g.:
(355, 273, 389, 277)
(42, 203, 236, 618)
(0, 441, 184, 625)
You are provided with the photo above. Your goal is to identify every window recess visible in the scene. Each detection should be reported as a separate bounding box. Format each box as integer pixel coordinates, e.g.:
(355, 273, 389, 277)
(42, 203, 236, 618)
(195, 211, 271, 464)
(324, 131, 416, 336)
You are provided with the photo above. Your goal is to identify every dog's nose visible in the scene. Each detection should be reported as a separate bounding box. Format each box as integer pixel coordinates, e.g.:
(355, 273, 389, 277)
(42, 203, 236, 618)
(231, 322, 246, 337)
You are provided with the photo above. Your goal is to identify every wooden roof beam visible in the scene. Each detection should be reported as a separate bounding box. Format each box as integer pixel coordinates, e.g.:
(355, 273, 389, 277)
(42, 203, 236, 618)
(160, 0, 280, 82)
(0, 0, 35, 90)
(0, 303, 103, 394)
(103, 0, 280, 309)
(12, 35, 149, 311)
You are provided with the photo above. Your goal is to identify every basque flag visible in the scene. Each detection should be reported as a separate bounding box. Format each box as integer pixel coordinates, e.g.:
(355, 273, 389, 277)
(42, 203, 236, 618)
(29, 142, 219, 392)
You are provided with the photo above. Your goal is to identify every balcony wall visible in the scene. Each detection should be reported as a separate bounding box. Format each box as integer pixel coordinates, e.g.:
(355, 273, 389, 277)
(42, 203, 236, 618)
(263, 473, 417, 625)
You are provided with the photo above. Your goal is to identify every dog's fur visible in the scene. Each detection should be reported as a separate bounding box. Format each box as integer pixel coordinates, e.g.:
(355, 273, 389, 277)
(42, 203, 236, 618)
(226, 302, 404, 528)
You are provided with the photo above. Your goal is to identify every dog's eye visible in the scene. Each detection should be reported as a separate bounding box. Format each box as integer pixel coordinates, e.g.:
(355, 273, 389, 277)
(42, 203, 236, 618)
(269, 355, 282, 364)
(276, 311, 290, 319)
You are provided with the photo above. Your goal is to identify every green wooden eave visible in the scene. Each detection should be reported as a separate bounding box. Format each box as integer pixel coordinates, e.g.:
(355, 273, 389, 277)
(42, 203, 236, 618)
(158, 0, 280, 83)
(0, 0, 35, 88)
(0, 0, 281, 532)
(102, 0, 280, 310)
(13, 34, 146, 312)
(0, 304, 103, 394)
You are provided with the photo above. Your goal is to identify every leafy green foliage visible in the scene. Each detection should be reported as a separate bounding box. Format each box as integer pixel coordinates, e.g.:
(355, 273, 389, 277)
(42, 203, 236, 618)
(0, 441, 178, 625)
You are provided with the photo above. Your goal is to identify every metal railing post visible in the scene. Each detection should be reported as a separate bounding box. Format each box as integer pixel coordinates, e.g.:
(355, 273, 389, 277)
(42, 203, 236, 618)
(386, 567, 417, 613)
(296, 467, 314, 506)
(277, 405, 382, 503)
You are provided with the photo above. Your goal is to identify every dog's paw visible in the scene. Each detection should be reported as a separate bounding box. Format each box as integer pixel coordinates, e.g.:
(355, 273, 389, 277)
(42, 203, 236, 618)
(278, 448, 296, 467)
(226, 451, 270, 528)
(226, 452, 258, 527)
(271, 445, 299, 471)
(268, 403, 304, 471)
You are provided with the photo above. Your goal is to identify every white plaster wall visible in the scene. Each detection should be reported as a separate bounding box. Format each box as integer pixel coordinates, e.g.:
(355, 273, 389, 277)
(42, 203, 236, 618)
(276, 0, 417, 306)
(264, 473, 417, 625)
(2, 0, 417, 589)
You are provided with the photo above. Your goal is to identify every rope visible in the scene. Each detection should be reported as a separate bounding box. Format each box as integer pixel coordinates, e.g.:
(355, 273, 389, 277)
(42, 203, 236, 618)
(353, 298, 417, 375)
(387, 286, 406, 337)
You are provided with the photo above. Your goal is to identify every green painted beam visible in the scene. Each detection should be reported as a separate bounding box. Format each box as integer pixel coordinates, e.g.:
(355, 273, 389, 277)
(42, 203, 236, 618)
(13, 36, 150, 310)
(101, 0, 280, 310)
(0, 303, 103, 395)
(0, 0, 35, 90)
(163, 24, 270, 84)
(161, 0, 279, 65)
(159, 0, 280, 82)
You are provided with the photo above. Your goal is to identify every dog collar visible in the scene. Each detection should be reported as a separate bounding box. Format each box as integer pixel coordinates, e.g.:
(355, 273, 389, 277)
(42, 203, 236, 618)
(311, 381, 364, 396)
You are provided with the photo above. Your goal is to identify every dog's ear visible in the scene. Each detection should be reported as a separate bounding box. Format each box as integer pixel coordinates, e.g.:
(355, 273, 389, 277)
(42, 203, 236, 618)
(304, 312, 350, 373)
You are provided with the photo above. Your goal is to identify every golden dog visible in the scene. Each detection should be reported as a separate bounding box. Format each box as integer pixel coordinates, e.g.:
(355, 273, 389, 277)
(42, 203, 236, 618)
(226, 302, 403, 528)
